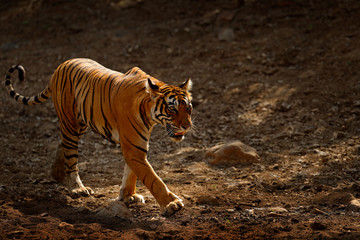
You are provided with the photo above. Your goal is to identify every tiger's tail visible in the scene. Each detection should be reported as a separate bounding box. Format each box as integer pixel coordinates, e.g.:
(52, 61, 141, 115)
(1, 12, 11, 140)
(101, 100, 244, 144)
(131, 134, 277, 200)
(5, 65, 52, 105)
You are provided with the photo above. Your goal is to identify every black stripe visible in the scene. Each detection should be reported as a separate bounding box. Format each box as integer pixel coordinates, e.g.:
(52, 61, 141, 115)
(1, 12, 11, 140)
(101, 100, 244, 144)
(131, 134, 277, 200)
(130, 158, 148, 167)
(74, 66, 90, 90)
(61, 116, 80, 137)
(9, 67, 15, 73)
(136, 86, 146, 94)
(34, 96, 41, 103)
(81, 87, 91, 124)
(150, 178, 156, 191)
(57, 65, 78, 136)
(61, 142, 78, 150)
(89, 83, 96, 129)
(128, 117, 148, 142)
(62, 59, 82, 91)
(41, 93, 49, 99)
(100, 75, 116, 141)
(64, 162, 77, 169)
(64, 154, 79, 159)
(124, 136, 147, 154)
(5, 80, 10, 85)
(18, 67, 24, 81)
(10, 91, 15, 97)
(154, 99, 160, 112)
(139, 99, 150, 129)
(22, 97, 28, 105)
(126, 79, 145, 90)
(61, 132, 78, 146)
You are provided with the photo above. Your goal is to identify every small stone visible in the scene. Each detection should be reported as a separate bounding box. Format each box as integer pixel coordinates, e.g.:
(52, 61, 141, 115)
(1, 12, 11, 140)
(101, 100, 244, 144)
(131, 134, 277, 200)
(111, 0, 143, 9)
(299, 69, 316, 80)
(167, 48, 174, 54)
(39, 212, 49, 217)
(354, 100, 360, 107)
(217, 27, 234, 42)
(277, 102, 292, 112)
(59, 222, 73, 230)
(353, 145, 360, 156)
(347, 199, 360, 212)
(96, 200, 132, 218)
(197, 195, 220, 206)
(269, 207, 288, 213)
(205, 141, 260, 166)
(149, 224, 157, 230)
(314, 149, 329, 157)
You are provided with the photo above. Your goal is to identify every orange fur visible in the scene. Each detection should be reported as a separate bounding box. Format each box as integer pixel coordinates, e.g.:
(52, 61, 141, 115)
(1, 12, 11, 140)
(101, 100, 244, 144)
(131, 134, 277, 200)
(5, 58, 193, 215)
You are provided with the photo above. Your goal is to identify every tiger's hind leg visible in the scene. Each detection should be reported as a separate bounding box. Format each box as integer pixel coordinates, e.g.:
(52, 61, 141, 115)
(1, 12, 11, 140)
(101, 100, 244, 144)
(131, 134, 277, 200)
(51, 122, 94, 197)
(118, 163, 145, 205)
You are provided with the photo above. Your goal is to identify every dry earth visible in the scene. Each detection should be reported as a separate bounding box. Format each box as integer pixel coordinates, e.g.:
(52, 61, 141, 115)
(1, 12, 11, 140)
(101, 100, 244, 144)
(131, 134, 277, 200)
(1, 0, 360, 239)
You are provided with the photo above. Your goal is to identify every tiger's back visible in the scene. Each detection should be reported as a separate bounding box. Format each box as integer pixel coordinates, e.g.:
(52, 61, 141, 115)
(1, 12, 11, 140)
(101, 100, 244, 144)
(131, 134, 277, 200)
(49, 58, 156, 144)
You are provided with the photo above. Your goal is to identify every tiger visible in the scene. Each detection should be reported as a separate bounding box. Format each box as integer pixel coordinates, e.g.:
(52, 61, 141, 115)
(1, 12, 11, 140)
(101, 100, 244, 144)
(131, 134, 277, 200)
(4, 58, 193, 216)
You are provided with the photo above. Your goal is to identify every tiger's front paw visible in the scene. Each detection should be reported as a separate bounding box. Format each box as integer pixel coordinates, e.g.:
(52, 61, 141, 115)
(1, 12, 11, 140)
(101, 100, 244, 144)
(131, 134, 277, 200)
(160, 192, 184, 216)
(71, 186, 94, 198)
(122, 193, 145, 205)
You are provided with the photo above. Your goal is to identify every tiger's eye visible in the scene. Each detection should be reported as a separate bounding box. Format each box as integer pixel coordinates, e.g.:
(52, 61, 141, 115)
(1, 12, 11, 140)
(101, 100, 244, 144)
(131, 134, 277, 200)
(168, 106, 176, 112)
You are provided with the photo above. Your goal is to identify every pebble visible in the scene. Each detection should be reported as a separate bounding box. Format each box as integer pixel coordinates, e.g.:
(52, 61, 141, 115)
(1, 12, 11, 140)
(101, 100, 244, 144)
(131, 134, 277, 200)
(96, 200, 132, 218)
(58, 222, 73, 229)
(347, 199, 360, 212)
(197, 195, 220, 206)
(149, 224, 157, 230)
(353, 145, 360, 156)
(217, 27, 234, 42)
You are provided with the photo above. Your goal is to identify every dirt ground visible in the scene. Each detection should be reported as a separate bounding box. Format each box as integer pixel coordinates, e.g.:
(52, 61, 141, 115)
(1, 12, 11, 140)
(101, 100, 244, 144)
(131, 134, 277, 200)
(1, 0, 360, 239)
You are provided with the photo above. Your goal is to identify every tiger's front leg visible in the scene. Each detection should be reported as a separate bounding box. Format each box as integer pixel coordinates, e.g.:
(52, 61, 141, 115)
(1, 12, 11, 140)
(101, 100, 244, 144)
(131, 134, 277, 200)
(118, 163, 145, 204)
(121, 144, 184, 216)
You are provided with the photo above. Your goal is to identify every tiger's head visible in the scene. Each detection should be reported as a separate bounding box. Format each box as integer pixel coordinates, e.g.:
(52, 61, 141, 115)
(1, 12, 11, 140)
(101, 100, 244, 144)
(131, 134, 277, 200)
(147, 78, 193, 142)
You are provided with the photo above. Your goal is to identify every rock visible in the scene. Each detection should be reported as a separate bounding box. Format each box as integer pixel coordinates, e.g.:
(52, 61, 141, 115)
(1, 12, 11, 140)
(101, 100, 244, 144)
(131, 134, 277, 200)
(197, 195, 220, 206)
(314, 149, 329, 157)
(299, 69, 316, 80)
(347, 199, 360, 212)
(354, 100, 360, 107)
(314, 192, 356, 208)
(205, 141, 260, 166)
(96, 200, 132, 218)
(58, 222, 74, 230)
(269, 207, 288, 213)
(217, 27, 234, 42)
(353, 145, 360, 156)
(111, 0, 143, 9)
(149, 223, 158, 230)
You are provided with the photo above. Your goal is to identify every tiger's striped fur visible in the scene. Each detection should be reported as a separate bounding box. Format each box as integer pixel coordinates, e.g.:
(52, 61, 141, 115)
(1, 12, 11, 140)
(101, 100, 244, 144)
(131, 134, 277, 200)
(5, 58, 193, 215)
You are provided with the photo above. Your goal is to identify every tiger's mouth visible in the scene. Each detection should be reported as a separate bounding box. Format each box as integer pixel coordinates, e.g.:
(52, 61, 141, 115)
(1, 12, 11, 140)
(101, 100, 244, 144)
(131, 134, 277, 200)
(166, 124, 185, 142)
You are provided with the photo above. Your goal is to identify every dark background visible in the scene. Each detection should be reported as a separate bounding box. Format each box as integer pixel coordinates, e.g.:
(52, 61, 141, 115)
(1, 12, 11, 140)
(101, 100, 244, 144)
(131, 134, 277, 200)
(1, 0, 360, 239)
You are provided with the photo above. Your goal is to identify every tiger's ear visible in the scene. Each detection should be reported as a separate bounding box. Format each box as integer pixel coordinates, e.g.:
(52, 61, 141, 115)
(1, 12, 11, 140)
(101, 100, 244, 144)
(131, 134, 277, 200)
(179, 78, 192, 91)
(147, 78, 161, 97)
